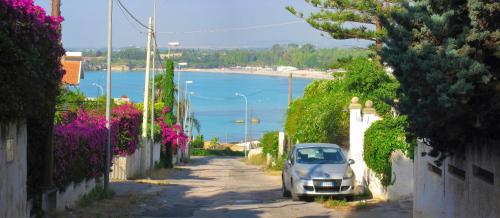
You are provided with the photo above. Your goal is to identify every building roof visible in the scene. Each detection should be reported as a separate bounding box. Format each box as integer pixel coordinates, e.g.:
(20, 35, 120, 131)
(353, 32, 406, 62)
(61, 52, 84, 85)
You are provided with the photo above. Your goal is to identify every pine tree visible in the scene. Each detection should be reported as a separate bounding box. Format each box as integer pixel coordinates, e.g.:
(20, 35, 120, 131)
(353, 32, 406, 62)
(381, 0, 499, 151)
(286, 0, 403, 55)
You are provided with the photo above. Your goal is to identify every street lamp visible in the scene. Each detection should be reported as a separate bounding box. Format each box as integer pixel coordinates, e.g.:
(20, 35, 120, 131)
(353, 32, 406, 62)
(235, 92, 248, 158)
(168, 41, 180, 58)
(183, 81, 193, 130)
(92, 82, 104, 97)
(176, 62, 188, 125)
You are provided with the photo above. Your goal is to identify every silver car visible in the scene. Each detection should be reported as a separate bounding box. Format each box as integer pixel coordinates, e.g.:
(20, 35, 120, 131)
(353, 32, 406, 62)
(282, 143, 355, 201)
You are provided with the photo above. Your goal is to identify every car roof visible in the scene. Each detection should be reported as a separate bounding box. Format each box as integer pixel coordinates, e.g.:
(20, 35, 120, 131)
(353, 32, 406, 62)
(293, 143, 341, 149)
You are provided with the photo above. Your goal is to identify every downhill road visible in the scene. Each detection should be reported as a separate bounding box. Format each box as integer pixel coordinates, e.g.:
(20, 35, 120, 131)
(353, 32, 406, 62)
(121, 156, 412, 218)
(59, 156, 411, 217)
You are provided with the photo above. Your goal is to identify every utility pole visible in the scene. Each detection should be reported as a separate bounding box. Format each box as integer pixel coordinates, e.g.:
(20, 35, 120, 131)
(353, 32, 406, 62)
(288, 73, 293, 107)
(104, 0, 113, 192)
(142, 17, 153, 138)
(287, 73, 293, 153)
(51, 0, 61, 17)
(150, 0, 157, 170)
(43, 0, 61, 192)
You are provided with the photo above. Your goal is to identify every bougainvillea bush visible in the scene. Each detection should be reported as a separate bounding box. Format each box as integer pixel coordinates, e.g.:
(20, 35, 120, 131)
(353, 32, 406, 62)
(53, 104, 142, 189)
(54, 110, 119, 189)
(157, 107, 188, 152)
(0, 0, 65, 199)
(113, 104, 142, 156)
(156, 107, 188, 167)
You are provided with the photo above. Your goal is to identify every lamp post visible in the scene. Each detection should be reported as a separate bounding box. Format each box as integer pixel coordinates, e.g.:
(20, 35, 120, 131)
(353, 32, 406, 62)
(92, 83, 104, 97)
(183, 81, 193, 130)
(168, 41, 180, 58)
(104, 0, 113, 192)
(235, 92, 248, 158)
(176, 62, 188, 125)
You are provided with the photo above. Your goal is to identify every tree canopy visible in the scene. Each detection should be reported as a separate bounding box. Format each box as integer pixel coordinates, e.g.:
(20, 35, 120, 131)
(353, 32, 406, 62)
(286, 0, 404, 54)
(381, 0, 500, 151)
(285, 58, 399, 145)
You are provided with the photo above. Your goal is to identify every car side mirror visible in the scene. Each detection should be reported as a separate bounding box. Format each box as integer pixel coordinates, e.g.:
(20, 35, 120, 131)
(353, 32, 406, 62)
(287, 159, 292, 165)
(348, 159, 355, 165)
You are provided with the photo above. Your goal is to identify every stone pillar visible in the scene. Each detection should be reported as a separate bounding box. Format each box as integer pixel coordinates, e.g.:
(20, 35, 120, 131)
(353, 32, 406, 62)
(362, 100, 381, 127)
(348, 97, 364, 187)
(278, 132, 285, 156)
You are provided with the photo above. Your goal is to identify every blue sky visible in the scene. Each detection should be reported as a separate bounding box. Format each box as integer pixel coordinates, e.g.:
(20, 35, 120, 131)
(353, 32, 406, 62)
(34, 0, 370, 49)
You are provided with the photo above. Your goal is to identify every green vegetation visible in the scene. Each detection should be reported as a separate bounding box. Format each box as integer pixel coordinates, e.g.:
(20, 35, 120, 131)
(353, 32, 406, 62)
(382, 1, 499, 153)
(285, 58, 398, 145)
(83, 44, 371, 70)
(191, 135, 204, 149)
(178, 44, 371, 69)
(155, 59, 175, 125)
(78, 183, 115, 206)
(364, 116, 415, 186)
(261, 131, 279, 158)
(191, 148, 244, 157)
(286, 0, 402, 56)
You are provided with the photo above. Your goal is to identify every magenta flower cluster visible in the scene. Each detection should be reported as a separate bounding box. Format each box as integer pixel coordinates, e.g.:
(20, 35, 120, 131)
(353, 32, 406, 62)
(53, 104, 142, 189)
(157, 107, 188, 154)
(112, 104, 143, 156)
(54, 109, 118, 188)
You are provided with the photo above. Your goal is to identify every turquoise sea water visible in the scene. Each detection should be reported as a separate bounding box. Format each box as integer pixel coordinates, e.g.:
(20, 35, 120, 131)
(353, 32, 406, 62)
(78, 71, 312, 142)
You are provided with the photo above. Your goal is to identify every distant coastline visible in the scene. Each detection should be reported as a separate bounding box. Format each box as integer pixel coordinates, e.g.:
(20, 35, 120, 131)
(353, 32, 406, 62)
(102, 67, 334, 80)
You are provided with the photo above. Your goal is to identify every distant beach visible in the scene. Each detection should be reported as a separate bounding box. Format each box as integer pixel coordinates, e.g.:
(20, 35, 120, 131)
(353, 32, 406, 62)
(180, 68, 333, 79)
(108, 66, 333, 80)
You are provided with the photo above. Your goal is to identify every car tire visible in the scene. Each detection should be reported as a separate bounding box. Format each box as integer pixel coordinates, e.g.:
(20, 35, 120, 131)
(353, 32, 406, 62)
(282, 177, 291, 198)
(290, 180, 301, 201)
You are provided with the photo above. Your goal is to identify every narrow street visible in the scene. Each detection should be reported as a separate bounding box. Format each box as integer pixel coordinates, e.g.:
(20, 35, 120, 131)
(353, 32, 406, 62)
(62, 156, 412, 218)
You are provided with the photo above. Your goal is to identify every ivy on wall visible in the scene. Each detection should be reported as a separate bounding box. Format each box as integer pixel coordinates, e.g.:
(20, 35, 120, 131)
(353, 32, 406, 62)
(363, 116, 414, 186)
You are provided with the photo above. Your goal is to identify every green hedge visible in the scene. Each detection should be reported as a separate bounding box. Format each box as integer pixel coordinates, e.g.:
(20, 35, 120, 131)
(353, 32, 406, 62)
(363, 116, 414, 186)
(261, 131, 279, 157)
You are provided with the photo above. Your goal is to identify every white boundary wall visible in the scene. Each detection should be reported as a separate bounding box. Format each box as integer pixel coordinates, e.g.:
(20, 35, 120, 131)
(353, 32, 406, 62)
(0, 121, 29, 217)
(349, 97, 413, 200)
(413, 142, 500, 218)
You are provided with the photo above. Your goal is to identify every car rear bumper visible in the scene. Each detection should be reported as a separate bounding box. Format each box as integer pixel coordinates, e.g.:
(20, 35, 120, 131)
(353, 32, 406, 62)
(294, 178, 355, 196)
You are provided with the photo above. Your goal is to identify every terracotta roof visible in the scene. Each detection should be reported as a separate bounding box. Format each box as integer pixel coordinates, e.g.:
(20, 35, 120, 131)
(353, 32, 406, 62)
(61, 52, 84, 86)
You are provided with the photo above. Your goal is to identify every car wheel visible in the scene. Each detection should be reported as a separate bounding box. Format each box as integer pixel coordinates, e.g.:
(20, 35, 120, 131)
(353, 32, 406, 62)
(282, 177, 291, 197)
(290, 179, 301, 201)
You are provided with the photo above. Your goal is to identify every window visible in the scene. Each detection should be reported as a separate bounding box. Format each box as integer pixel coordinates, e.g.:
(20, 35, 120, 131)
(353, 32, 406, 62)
(296, 147, 346, 164)
(473, 165, 494, 185)
(428, 163, 442, 176)
(448, 164, 466, 181)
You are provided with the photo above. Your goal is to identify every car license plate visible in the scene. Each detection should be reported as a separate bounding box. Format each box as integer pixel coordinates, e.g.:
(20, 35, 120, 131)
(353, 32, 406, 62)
(320, 181, 334, 187)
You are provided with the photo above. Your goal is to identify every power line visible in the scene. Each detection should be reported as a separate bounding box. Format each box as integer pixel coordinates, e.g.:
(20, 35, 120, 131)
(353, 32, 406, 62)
(115, 0, 151, 30)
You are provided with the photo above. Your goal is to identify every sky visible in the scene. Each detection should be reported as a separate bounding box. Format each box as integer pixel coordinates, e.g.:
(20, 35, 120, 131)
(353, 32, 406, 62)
(34, 0, 370, 49)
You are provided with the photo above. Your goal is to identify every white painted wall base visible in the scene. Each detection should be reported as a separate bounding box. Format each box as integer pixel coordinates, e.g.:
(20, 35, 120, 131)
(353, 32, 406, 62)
(110, 148, 142, 180)
(0, 121, 29, 218)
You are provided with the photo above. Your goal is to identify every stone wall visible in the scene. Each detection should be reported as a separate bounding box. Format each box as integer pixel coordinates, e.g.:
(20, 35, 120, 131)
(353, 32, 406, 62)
(413, 142, 500, 218)
(0, 121, 29, 218)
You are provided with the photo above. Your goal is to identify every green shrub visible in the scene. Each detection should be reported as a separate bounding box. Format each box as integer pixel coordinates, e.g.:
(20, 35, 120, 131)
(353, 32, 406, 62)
(191, 135, 204, 148)
(364, 116, 415, 186)
(285, 58, 399, 146)
(261, 131, 279, 157)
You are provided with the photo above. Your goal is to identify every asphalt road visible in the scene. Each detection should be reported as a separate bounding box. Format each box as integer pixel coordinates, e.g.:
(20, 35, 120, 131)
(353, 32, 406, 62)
(122, 156, 412, 218)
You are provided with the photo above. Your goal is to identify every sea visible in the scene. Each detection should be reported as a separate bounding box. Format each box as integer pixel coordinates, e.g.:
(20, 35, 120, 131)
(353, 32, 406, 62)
(77, 71, 312, 142)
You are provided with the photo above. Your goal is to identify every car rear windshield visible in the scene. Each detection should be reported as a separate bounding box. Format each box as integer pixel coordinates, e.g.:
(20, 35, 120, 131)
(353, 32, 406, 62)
(296, 147, 346, 164)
